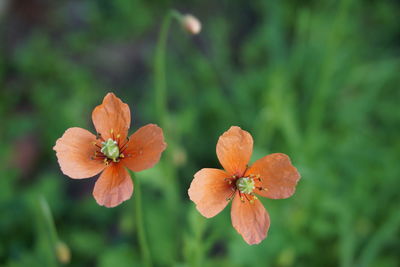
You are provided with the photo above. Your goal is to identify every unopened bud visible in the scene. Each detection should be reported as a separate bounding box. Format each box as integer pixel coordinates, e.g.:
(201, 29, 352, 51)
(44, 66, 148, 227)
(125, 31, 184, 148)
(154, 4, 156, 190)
(56, 241, 71, 264)
(172, 146, 187, 167)
(182, 14, 201, 35)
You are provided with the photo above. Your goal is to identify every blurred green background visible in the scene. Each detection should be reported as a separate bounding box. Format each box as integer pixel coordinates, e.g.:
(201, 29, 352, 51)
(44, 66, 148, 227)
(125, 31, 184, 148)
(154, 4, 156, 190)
(0, 0, 399, 266)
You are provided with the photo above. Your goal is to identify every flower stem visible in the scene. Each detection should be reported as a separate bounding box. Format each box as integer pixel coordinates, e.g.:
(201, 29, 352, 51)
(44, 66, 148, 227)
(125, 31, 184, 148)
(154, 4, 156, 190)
(153, 9, 181, 212)
(153, 11, 185, 264)
(131, 172, 152, 267)
(36, 196, 70, 265)
(154, 9, 181, 128)
(38, 196, 59, 247)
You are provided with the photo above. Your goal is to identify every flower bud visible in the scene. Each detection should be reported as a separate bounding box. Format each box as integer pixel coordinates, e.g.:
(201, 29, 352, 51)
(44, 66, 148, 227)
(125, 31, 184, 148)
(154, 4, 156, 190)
(172, 146, 187, 167)
(182, 14, 201, 35)
(56, 241, 71, 264)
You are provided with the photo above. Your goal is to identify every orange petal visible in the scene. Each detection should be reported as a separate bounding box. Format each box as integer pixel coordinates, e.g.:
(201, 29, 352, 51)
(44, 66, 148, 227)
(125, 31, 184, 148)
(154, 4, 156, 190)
(188, 168, 233, 218)
(231, 192, 270, 245)
(216, 126, 253, 176)
(122, 124, 167, 172)
(246, 153, 300, 199)
(92, 93, 131, 141)
(93, 164, 133, 207)
(53, 127, 106, 179)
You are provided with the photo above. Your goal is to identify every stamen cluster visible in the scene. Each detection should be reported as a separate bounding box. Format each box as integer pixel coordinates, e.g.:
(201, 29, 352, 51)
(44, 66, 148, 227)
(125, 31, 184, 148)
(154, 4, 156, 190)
(224, 174, 268, 204)
(91, 129, 130, 165)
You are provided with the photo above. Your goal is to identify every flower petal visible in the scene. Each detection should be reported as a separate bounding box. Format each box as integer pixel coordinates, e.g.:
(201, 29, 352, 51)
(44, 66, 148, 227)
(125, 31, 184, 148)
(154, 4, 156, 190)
(188, 168, 233, 218)
(122, 124, 167, 172)
(216, 126, 253, 176)
(231, 192, 270, 245)
(53, 127, 106, 179)
(93, 164, 133, 207)
(92, 93, 131, 141)
(246, 153, 300, 199)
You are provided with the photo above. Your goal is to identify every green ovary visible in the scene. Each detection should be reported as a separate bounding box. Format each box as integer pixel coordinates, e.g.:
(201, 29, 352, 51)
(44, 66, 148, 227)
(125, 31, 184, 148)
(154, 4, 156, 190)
(101, 138, 120, 161)
(236, 177, 255, 194)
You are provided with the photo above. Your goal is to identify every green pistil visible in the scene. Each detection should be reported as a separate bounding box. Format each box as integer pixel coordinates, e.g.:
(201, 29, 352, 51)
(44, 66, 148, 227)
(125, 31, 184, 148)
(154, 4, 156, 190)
(101, 138, 120, 162)
(236, 177, 255, 194)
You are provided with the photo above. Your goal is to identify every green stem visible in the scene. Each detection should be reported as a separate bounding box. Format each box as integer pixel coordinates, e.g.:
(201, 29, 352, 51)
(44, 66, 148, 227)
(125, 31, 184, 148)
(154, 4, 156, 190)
(153, 9, 181, 210)
(154, 9, 181, 129)
(132, 172, 152, 267)
(36, 196, 60, 266)
(39, 196, 59, 246)
(153, 10, 184, 264)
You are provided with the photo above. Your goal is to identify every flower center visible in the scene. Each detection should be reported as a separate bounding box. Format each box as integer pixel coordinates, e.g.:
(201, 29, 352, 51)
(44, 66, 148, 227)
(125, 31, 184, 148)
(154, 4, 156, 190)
(101, 138, 120, 162)
(236, 177, 255, 194)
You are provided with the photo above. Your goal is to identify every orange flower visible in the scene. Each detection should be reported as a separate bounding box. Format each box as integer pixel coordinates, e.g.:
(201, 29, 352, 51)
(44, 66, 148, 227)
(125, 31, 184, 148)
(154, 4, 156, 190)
(54, 93, 167, 207)
(188, 126, 300, 245)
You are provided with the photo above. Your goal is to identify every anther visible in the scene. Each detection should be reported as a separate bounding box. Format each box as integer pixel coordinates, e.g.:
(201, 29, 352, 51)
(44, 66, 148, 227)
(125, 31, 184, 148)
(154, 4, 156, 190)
(120, 153, 125, 158)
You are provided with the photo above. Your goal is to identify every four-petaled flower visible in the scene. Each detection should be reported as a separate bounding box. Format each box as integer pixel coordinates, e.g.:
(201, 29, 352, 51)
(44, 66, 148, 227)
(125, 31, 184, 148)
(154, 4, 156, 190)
(54, 93, 167, 207)
(188, 126, 300, 245)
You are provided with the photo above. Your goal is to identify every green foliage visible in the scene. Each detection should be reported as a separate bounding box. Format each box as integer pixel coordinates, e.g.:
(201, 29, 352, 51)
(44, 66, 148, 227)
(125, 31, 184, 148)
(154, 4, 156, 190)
(0, 0, 399, 266)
